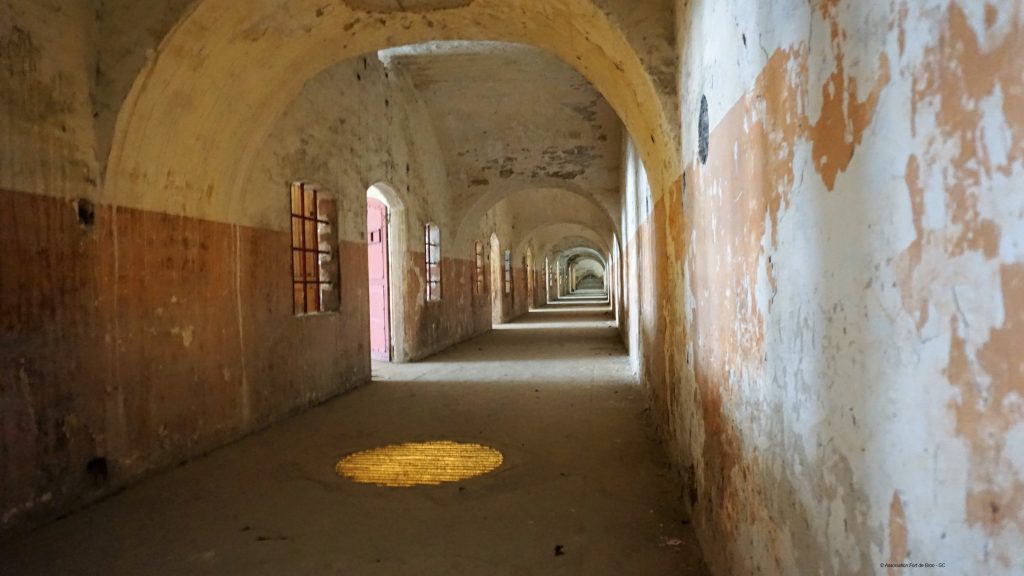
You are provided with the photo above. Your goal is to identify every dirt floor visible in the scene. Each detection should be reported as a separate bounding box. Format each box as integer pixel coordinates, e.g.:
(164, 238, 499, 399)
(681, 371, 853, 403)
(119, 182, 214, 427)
(1, 296, 707, 575)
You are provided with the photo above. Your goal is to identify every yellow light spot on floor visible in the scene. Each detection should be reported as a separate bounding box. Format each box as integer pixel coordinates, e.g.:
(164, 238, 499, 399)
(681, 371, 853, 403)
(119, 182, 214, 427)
(335, 441, 503, 487)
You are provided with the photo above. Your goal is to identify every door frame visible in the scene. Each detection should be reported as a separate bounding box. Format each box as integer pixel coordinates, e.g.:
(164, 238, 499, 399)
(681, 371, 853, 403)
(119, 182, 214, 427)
(367, 196, 392, 361)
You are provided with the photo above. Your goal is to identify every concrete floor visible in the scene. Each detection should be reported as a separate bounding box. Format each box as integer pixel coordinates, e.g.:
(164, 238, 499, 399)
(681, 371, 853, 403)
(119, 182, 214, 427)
(1, 297, 706, 575)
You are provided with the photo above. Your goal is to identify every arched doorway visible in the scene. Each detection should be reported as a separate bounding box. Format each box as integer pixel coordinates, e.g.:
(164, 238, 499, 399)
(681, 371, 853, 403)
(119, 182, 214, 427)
(366, 183, 406, 361)
(367, 191, 391, 361)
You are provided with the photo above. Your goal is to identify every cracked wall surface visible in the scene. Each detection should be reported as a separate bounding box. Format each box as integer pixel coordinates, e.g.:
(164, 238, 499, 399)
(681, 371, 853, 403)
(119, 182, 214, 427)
(615, 0, 1024, 574)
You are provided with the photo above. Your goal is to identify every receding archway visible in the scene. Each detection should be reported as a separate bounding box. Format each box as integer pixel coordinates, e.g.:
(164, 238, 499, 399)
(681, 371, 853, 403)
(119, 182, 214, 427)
(104, 0, 679, 227)
(569, 255, 606, 292)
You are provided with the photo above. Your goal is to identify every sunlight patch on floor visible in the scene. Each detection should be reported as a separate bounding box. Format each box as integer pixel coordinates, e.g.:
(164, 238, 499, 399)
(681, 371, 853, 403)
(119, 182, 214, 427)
(493, 320, 614, 331)
(336, 441, 503, 487)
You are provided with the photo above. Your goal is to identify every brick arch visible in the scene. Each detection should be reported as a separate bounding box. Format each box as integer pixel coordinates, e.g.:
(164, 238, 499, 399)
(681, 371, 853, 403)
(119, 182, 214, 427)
(105, 0, 678, 224)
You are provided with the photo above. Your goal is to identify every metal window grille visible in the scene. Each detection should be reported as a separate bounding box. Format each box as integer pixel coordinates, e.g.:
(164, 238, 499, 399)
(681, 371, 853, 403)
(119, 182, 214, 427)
(425, 223, 442, 301)
(474, 242, 484, 296)
(503, 250, 512, 295)
(291, 182, 331, 315)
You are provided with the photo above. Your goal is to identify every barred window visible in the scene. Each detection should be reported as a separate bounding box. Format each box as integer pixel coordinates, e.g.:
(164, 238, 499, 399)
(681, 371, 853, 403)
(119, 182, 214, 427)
(290, 182, 339, 315)
(503, 249, 512, 295)
(474, 241, 485, 296)
(425, 223, 442, 302)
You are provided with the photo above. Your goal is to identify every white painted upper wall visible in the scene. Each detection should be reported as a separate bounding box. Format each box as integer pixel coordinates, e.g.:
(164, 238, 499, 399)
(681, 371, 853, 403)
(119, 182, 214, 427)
(671, 0, 1024, 574)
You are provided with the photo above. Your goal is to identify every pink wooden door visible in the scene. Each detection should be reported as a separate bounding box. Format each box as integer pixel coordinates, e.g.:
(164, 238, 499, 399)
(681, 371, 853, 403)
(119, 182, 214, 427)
(367, 199, 390, 361)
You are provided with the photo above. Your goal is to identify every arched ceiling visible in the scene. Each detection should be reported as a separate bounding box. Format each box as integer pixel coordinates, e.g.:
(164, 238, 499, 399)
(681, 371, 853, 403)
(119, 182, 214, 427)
(563, 247, 607, 266)
(104, 0, 679, 224)
(463, 186, 615, 249)
(382, 42, 623, 227)
(522, 223, 610, 260)
(571, 257, 606, 278)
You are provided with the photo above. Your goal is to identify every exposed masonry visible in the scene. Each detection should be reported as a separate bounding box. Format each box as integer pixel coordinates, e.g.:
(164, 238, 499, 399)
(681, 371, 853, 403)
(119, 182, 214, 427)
(1, 1, 1021, 575)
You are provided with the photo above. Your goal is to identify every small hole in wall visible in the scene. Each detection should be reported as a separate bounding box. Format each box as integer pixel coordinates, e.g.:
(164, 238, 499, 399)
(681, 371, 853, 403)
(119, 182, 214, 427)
(76, 198, 95, 227)
(742, 33, 747, 47)
(698, 95, 710, 165)
(86, 457, 108, 485)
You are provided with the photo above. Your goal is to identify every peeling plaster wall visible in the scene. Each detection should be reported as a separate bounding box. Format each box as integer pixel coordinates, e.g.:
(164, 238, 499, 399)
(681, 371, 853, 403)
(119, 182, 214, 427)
(243, 53, 493, 363)
(0, 0, 99, 201)
(620, 137, 655, 377)
(0, 191, 373, 538)
(474, 203, 533, 325)
(653, 0, 1024, 573)
(93, 0, 196, 168)
(0, 7, 377, 536)
(1, 10, 489, 537)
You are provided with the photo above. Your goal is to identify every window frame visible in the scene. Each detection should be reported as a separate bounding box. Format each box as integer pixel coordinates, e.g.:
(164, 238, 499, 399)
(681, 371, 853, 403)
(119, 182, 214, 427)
(503, 249, 513, 296)
(290, 182, 338, 316)
(425, 223, 442, 302)
(474, 241, 485, 297)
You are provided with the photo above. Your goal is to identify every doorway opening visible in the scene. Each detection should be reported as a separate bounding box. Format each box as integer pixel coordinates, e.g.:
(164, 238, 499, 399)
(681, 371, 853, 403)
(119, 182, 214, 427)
(526, 248, 535, 309)
(367, 188, 392, 362)
(489, 234, 502, 326)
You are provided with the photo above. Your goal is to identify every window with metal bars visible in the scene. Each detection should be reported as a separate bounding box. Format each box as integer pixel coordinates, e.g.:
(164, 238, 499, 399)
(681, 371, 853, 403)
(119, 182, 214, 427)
(425, 223, 442, 302)
(503, 249, 512, 295)
(474, 241, 484, 297)
(290, 182, 339, 315)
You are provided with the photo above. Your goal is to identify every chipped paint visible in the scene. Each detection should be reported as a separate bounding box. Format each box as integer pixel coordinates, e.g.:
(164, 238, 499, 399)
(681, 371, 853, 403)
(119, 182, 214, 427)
(623, 0, 1024, 574)
(6, 1, 1021, 573)
(0, 189, 373, 536)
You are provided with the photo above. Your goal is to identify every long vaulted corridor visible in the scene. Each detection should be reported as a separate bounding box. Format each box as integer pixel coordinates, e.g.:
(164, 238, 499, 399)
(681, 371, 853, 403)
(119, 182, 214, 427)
(1, 299, 706, 575)
(3, 1, 1023, 574)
